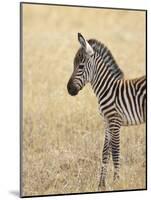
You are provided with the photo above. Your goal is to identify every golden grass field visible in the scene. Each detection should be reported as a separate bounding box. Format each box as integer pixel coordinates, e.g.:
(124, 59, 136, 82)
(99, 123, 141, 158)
(22, 4, 146, 196)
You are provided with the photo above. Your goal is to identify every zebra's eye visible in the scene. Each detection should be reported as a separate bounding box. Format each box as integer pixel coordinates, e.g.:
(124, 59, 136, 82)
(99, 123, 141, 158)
(79, 64, 84, 70)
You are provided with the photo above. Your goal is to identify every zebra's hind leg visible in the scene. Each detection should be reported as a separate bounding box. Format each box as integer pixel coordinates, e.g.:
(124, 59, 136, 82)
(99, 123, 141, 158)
(98, 127, 111, 190)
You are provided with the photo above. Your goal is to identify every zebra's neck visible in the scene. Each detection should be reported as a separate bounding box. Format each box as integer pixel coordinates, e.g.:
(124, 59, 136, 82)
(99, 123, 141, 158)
(90, 64, 120, 101)
(88, 42, 124, 100)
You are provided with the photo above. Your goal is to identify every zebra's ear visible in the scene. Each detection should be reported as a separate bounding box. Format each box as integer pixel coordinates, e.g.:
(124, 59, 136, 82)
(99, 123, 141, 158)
(78, 33, 94, 56)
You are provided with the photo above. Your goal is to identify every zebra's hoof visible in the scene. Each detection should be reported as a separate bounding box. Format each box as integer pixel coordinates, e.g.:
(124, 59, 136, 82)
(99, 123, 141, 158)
(113, 173, 120, 182)
(113, 175, 120, 190)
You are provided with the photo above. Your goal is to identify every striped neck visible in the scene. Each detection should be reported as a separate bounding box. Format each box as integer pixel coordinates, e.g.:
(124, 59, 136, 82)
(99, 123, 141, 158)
(88, 39, 124, 98)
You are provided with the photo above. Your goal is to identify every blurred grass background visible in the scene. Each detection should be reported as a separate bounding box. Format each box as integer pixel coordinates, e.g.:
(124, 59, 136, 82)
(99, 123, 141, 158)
(22, 4, 146, 196)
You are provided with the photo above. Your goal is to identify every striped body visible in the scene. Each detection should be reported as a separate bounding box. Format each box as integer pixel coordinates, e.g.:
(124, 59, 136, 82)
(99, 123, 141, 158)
(97, 77, 146, 126)
(116, 77, 146, 125)
(67, 33, 146, 190)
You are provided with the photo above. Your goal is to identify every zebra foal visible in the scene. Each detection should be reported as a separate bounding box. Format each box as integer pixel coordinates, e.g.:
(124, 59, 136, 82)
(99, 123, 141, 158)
(67, 33, 146, 190)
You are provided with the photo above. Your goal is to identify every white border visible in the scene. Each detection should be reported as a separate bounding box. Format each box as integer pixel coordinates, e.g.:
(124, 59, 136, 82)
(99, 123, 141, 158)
(0, 0, 150, 199)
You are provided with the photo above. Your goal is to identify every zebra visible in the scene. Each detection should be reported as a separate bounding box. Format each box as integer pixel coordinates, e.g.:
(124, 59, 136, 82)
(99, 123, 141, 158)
(67, 33, 146, 190)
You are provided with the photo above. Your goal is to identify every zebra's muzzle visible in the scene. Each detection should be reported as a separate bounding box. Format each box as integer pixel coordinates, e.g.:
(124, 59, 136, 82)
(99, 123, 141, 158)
(67, 80, 79, 96)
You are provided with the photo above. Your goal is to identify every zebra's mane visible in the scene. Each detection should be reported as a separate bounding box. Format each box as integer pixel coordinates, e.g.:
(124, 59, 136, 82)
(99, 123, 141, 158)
(88, 39, 124, 79)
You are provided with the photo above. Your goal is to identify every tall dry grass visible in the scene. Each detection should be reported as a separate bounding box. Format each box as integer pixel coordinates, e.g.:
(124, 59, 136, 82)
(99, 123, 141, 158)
(22, 4, 146, 196)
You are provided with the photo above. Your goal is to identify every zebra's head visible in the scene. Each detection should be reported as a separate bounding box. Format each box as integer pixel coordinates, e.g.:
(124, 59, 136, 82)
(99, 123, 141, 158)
(67, 33, 94, 96)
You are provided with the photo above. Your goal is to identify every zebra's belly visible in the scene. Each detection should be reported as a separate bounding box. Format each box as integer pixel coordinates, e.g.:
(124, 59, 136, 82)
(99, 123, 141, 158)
(116, 109, 144, 126)
(98, 104, 144, 126)
(99, 105, 138, 125)
(114, 96, 145, 126)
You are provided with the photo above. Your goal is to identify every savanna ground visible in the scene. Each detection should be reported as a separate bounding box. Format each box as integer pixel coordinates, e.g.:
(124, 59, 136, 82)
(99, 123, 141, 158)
(22, 4, 146, 196)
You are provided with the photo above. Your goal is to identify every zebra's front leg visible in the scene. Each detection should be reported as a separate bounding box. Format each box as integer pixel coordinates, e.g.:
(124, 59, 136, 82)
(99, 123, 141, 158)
(110, 117, 121, 182)
(111, 122, 121, 182)
(98, 127, 111, 190)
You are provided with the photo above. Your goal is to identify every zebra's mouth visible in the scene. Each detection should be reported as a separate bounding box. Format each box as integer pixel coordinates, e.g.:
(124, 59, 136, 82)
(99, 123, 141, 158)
(67, 81, 79, 96)
(68, 87, 79, 96)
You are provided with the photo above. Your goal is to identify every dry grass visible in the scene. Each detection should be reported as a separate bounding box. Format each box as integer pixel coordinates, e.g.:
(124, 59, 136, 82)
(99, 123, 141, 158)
(22, 4, 146, 196)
